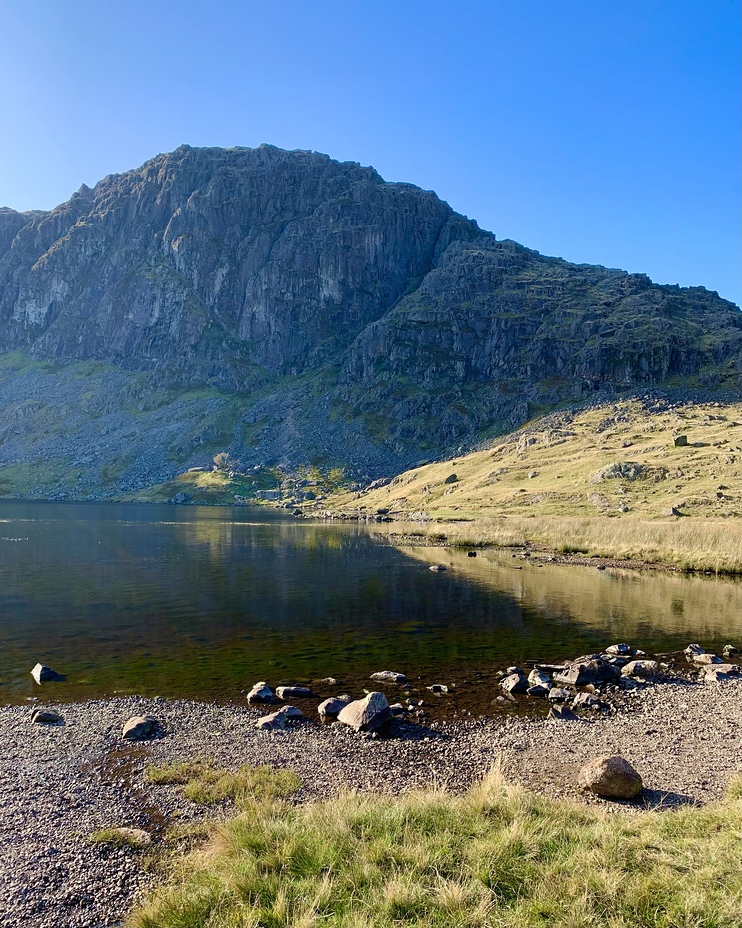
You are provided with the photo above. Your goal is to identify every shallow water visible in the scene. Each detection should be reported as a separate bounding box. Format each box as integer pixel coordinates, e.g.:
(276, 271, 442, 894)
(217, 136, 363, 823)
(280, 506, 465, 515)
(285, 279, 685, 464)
(0, 501, 740, 712)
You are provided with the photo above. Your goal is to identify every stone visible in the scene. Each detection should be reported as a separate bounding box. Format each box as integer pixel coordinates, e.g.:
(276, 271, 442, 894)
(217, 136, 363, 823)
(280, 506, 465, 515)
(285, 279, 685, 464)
(30, 709, 63, 724)
(389, 703, 407, 716)
(370, 671, 406, 684)
(337, 692, 392, 732)
(722, 645, 738, 658)
(673, 435, 688, 447)
(692, 653, 722, 665)
(526, 684, 549, 697)
(467, 551, 477, 557)
(317, 697, 350, 717)
(429, 565, 447, 572)
(621, 660, 659, 680)
(527, 669, 552, 688)
(275, 685, 314, 699)
(684, 643, 705, 657)
(703, 667, 732, 682)
(578, 755, 643, 799)
(548, 705, 579, 721)
(255, 710, 288, 731)
(427, 684, 448, 694)
(246, 682, 274, 703)
(605, 643, 632, 656)
(122, 716, 157, 740)
(547, 687, 570, 701)
(500, 673, 528, 695)
(554, 658, 618, 687)
(110, 827, 152, 848)
(444, 473, 458, 484)
(571, 692, 602, 709)
(30, 663, 59, 684)
(281, 705, 304, 719)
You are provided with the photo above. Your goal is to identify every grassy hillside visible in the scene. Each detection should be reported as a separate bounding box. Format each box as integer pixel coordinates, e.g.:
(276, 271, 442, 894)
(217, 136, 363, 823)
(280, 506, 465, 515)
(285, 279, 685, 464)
(327, 399, 742, 572)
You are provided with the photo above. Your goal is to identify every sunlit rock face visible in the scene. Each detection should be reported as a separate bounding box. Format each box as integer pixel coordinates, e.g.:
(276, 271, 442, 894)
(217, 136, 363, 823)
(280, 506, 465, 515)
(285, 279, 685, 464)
(0, 144, 739, 495)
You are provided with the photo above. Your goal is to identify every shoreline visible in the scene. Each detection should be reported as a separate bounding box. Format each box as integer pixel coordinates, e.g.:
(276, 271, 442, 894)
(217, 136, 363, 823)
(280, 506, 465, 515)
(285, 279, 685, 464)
(2, 671, 741, 927)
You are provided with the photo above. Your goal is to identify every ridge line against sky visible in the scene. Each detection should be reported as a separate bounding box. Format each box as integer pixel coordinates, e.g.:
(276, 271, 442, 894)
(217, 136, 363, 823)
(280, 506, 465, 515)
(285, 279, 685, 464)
(0, 0, 739, 306)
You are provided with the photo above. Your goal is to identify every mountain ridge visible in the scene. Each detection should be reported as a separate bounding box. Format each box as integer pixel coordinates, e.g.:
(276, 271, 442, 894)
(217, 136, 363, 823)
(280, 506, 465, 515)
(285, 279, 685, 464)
(0, 144, 739, 500)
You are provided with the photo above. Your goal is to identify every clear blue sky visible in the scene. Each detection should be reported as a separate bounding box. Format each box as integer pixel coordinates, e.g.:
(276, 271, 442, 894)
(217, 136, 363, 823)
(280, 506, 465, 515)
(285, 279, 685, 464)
(1, 0, 739, 305)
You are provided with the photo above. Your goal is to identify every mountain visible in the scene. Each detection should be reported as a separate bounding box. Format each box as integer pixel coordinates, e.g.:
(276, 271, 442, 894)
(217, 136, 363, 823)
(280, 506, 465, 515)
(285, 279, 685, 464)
(0, 144, 740, 500)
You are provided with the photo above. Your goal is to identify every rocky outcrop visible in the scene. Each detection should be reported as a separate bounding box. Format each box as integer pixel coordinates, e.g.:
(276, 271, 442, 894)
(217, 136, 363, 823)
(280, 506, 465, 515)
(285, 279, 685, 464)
(0, 144, 740, 497)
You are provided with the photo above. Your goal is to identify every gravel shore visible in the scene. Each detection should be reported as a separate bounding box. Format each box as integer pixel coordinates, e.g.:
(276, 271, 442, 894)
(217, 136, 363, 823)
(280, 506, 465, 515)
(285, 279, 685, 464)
(1, 678, 741, 928)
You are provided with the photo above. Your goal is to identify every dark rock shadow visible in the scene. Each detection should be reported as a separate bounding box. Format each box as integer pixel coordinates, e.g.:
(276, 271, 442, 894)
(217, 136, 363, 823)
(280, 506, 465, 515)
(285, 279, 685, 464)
(638, 788, 697, 810)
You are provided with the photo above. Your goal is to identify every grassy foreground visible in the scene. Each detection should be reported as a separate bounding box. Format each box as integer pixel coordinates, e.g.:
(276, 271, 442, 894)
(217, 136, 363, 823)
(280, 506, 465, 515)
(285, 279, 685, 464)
(130, 771, 742, 928)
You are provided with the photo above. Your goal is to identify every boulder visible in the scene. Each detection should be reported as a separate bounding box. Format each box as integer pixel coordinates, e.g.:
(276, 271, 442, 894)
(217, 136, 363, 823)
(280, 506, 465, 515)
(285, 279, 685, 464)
(246, 682, 274, 703)
(122, 716, 157, 740)
(548, 705, 579, 721)
(578, 755, 643, 799)
(370, 671, 406, 684)
(318, 697, 350, 717)
(527, 669, 552, 688)
(684, 643, 704, 657)
(389, 703, 407, 716)
(30, 663, 60, 684)
(703, 664, 739, 682)
(692, 653, 722, 665)
(605, 643, 632, 656)
(526, 684, 549, 697)
(621, 660, 659, 681)
(255, 710, 288, 731)
(337, 692, 392, 732)
(500, 673, 528, 695)
(30, 709, 63, 724)
(572, 692, 602, 709)
(281, 705, 304, 719)
(547, 687, 571, 701)
(275, 685, 314, 699)
(554, 658, 618, 687)
(722, 645, 738, 658)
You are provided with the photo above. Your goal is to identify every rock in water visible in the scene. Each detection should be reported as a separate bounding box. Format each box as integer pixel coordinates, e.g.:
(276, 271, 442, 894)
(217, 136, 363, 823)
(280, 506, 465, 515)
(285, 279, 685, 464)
(246, 682, 274, 703)
(122, 716, 157, 740)
(578, 755, 643, 799)
(275, 685, 314, 699)
(337, 692, 392, 732)
(370, 671, 406, 684)
(31, 663, 59, 684)
(317, 697, 350, 718)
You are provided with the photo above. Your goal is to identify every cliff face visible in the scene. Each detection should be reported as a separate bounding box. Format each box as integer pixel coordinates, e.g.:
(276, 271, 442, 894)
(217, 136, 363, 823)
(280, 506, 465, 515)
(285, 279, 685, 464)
(0, 144, 739, 498)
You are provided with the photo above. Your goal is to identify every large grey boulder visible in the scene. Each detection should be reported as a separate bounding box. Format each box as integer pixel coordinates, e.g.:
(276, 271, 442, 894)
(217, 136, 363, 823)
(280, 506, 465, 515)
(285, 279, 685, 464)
(554, 658, 618, 687)
(527, 669, 552, 688)
(621, 660, 659, 681)
(604, 643, 632, 656)
(578, 755, 643, 798)
(122, 716, 157, 740)
(31, 663, 60, 684)
(692, 653, 723, 665)
(337, 692, 392, 732)
(370, 671, 406, 684)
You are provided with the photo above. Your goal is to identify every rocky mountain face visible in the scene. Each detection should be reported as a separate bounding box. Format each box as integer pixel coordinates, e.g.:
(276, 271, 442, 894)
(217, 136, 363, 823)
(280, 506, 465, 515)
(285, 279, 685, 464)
(0, 144, 740, 499)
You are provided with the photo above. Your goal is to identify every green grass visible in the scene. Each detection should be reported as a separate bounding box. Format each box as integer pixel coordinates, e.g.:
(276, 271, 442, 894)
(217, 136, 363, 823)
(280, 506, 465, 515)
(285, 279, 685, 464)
(129, 769, 742, 928)
(145, 759, 300, 807)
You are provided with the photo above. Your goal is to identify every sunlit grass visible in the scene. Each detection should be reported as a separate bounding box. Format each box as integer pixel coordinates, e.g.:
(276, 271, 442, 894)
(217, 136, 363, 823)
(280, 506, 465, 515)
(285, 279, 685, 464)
(130, 769, 742, 928)
(145, 759, 300, 807)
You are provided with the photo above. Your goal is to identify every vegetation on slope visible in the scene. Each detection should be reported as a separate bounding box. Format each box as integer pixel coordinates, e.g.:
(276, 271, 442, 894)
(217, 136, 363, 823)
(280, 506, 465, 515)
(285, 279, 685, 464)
(130, 770, 742, 928)
(330, 399, 742, 572)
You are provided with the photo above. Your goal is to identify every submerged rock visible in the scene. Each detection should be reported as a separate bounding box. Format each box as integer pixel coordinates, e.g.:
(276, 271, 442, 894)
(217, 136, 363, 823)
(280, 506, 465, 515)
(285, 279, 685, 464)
(275, 685, 314, 699)
(370, 671, 406, 684)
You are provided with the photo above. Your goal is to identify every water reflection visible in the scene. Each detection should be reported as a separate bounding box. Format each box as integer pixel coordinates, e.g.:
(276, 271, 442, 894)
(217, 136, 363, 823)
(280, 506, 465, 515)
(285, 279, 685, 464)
(0, 501, 740, 707)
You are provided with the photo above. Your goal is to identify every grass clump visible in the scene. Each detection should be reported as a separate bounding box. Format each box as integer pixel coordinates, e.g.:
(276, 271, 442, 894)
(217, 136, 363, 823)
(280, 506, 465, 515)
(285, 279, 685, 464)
(145, 759, 300, 807)
(88, 827, 151, 850)
(129, 770, 742, 928)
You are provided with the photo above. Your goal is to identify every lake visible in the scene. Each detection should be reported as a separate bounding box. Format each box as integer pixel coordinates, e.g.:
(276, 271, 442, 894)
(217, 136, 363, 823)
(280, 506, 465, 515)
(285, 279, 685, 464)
(1, 501, 740, 715)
